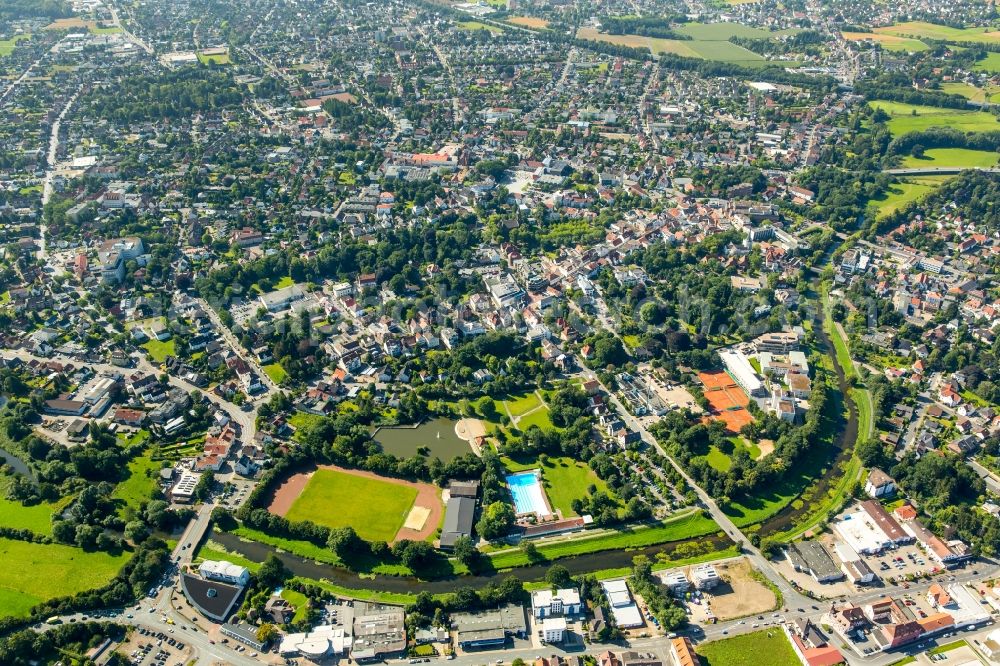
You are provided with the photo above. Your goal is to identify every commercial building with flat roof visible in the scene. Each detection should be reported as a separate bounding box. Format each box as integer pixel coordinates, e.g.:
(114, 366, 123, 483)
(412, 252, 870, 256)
(600, 580, 643, 628)
(453, 604, 528, 649)
(786, 541, 844, 583)
(719, 349, 764, 397)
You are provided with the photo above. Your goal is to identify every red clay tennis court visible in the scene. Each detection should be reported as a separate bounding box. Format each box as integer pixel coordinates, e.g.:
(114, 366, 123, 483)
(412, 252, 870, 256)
(698, 370, 753, 432)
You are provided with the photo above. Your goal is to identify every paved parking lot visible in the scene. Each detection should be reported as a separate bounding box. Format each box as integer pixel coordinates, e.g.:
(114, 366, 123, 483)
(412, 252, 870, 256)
(122, 626, 192, 666)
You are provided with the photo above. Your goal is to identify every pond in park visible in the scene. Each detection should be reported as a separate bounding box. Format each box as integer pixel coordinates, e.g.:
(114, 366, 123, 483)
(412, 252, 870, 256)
(373, 417, 471, 461)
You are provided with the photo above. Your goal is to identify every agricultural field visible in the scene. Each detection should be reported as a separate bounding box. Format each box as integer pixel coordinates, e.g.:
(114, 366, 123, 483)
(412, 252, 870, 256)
(873, 21, 1000, 44)
(696, 629, 799, 666)
(841, 31, 928, 52)
(868, 176, 953, 218)
(974, 52, 1000, 74)
(44, 18, 121, 34)
(0, 538, 128, 618)
(869, 100, 1000, 135)
(900, 148, 999, 169)
(506, 16, 548, 29)
(502, 454, 612, 517)
(282, 467, 419, 542)
(576, 24, 798, 65)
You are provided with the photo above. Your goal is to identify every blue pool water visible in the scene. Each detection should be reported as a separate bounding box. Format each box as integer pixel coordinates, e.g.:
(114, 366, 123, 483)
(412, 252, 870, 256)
(506, 471, 550, 516)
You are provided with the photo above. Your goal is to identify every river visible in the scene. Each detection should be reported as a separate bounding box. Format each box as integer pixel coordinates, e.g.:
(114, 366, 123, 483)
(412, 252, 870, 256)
(0, 447, 35, 481)
(210, 528, 732, 594)
(754, 282, 859, 538)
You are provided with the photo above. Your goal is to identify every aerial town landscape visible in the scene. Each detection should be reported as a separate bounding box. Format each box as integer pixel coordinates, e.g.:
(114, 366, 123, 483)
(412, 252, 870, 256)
(4, 0, 1000, 663)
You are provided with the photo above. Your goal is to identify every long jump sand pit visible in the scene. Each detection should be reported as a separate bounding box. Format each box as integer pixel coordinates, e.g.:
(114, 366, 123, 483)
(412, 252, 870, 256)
(268, 464, 443, 543)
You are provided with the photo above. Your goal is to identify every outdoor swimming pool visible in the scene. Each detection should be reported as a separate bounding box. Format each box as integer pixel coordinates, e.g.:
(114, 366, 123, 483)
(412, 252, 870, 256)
(506, 470, 551, 517)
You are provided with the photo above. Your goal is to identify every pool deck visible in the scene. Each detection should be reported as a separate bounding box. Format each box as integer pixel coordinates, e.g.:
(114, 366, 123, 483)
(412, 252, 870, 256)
(506, 469, 556, 519)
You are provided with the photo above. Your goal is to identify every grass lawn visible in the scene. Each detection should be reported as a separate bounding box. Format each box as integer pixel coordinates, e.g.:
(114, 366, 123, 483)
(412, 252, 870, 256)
(0, 34, 30, 57)
(274, 276, 295, 289)
(111, 454, 162, 516)
(456, 21, 503, 33)
(197, 52, 231, 65)
(869, 100, 1000, 135)
(0, 538, 128, 618)
(868, 176, 952, 218)
(488, 510, 718, 569)
(705, 446, 732, 472)
(901, 147, 999, 169)
(280, 588, 310, 623)
(503, 455, 613, 517)
(142, 338, 176, 363)
(229, 527, 341, 566)
(504, 392, 541, 417)
(516, 407, 555, 432)
(263, 363, 288, 384)
(284, 468, 418, 542)
(0, 477, 64, 535)
(929, 640, 967, 655)
(195, 542, 261, 571)
(697, 629, 799, 666)
(288, 410, 326, 438)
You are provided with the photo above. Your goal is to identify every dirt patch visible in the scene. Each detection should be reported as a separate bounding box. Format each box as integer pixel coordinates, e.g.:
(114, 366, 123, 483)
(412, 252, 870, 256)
(757, 439, 775, 460)
(267, 469, 315, 516)
(507, 16, 549, 28)
(694, 559, 776, 621)
(455, 418, 486, 442)
(267, 464, 443, 543)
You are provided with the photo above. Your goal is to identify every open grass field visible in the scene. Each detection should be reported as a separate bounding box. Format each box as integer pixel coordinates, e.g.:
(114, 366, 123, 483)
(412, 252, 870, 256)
(506, 16, 549, 29)
(142, 338, 176, 363)
(870, 100, 1000, 135)
(940, 82, 991, 102)
(0, 477, 64, 535)
(282, 468, 419, 542)
(502, 455, 612, 517)
(705, 446, 732, 472)
(197, 52, 231, 65)
(900, 147, 1000, 169)
(111, 454, 161, 516)
(874, 21, 1000, 45)
(696, 629, 799, 666)
(868, 176, 952, 218)
(262, 363, 288, 384)
(0, 34, 30, 57)
(0, 538, 128, 618)
(456, 21, 503, 33)
(842, 31, 928, 52)
(504, 392, 541, 417)
(488, 509, 719, 569)
(516, 407, 555, 432)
